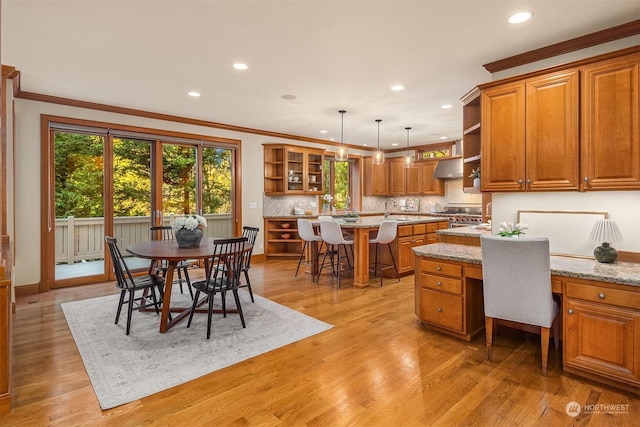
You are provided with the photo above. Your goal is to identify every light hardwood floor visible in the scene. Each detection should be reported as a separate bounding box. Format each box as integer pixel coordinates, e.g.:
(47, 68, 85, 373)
(4, 259, 639, 426)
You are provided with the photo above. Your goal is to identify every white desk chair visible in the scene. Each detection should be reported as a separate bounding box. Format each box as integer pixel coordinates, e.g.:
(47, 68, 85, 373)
(316, 220, 354, 289)
(295, 218, 324, 279)
(480, 235, 559, 376)
(369, 220, 400, 286)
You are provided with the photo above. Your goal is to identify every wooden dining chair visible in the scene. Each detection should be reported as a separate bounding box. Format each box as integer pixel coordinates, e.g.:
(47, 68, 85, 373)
(150, 225, 194, 299)
(105, 236, 166, 335)
(187, 237, 249, 339)
(239, 226, 260, 302)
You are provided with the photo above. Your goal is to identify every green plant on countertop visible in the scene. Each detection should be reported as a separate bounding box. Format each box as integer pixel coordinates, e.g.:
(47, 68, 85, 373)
(498, 221, 528, 237)
(469, 167, 480, 178)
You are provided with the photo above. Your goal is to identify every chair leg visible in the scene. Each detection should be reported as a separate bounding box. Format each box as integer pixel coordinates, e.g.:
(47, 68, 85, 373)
(183, 267, 194, 300)
(126, 290, 135, 335)
(337, 245, 342, 290)
(207, 293, 214, 339)
(376, 243, 382, 287)
(115, 290, 126, 325)
(187, 289, 201, 327)
(387, 243, 400, 282)
(485, 316, 494, 361)
(541, 326, 551, 376)
(295, 241, 308, 277)
(233, 289, 246, 328)
(176, 268, 185, 294)
(315, 248, 330, 284)
(243, 269, 255, 302)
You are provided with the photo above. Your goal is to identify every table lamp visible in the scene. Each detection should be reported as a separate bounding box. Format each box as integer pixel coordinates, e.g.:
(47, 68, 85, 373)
(589, 219, 623, 263)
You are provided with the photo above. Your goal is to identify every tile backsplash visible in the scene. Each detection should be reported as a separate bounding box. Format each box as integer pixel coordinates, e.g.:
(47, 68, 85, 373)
(263, 195, 319, 216)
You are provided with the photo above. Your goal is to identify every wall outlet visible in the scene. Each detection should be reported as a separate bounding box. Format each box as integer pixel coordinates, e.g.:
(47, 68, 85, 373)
(309, 202, 317, 208)
(249, 202, 257, 209)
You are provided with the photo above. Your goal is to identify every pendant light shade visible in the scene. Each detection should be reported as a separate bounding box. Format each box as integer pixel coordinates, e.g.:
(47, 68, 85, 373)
(335, 110, 348, 162)
(404, 127, 414, 168)
(373, 119, 385, 165)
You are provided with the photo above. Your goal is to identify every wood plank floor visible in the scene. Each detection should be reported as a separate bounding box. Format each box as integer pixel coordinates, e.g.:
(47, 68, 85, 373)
(4, 259, 639, 426)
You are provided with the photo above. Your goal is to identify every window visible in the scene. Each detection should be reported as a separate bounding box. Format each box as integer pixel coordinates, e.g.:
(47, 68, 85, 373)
(323, 158, 354, 210)
(418, 141, 454, 159)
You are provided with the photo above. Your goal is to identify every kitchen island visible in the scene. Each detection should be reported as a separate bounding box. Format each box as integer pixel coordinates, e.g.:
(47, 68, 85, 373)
(412, 241, 640, 393)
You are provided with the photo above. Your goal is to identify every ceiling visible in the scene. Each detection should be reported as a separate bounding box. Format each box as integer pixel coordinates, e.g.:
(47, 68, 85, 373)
(3, 1, 639, 150)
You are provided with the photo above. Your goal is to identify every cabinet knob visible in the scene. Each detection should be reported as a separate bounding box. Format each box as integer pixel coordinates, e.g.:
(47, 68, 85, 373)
(526, 179, 531, 186)
(583, 176, 589, 182)
(518, 179, 523, 185)
(436, 266, 442, 271)
(437, 281, 442, 286)
(568, 309, 574, 315)
(437, 307, 443, 312)
(599, 293, 605, 299)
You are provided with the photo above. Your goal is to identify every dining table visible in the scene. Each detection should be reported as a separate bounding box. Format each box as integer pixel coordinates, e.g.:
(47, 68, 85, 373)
(126, 238, 252, 333)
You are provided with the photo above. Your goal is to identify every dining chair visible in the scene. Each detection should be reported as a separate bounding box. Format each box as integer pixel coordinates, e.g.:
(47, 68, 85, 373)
(150, 225, 194, 299)
(187, 237, 249, 339)
(316, 220, 354, 289)
(239, 226, 259, 302)
(480, 235, 560, 376)
(105, 236, 166, 335)
(295, 218, 324, 279)
(369, 220, 400, 287)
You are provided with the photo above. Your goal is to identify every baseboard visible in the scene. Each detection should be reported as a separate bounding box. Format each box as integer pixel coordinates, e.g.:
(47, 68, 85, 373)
(619, 251, 640, 263)
(13, 283, 40, 298)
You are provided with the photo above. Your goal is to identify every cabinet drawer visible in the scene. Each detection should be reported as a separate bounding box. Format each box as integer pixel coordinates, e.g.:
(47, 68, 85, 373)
(421, 273, 463, 295)
(420, 259, 463, 278)
(398, 225, 413, 237)
(419, 289, 464, 332)
(426, 223, 437, 233)
(414, 223, 427, 234)
(565, 281, 640, 310)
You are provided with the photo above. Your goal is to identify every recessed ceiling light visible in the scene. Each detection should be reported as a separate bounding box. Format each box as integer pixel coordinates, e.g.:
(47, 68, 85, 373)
(187, 91, 200, 97)
(508, 12, 532, 24)
(441, 104, 452, 109)
(233, 63, 248, 70)
(320, 130, 328, 134)
(282, 94, 296, 100)
(392, 143, 399, 146)
(440, 136, 447, 139)
(390, 85, 405, 91)
(363, 144, 368, 146)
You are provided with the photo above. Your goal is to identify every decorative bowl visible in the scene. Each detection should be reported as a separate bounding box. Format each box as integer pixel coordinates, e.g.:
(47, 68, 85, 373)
(281, 233, 291, 239)
(343, 216, 360, 222)
(281, 223, 291, 229)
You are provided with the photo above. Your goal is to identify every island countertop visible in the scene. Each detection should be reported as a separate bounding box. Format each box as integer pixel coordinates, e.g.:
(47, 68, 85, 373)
(413, 242, 640, 287)
(311, 215, 449, 228)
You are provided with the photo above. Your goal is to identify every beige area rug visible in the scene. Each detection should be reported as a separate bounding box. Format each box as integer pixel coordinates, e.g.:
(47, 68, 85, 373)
(62, 287, 333, 409)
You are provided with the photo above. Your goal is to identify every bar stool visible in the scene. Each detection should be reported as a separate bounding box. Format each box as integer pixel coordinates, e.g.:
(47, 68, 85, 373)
(369, 220, 400, 287)
(316, 220, 354, 289)
(295, 218, 324, 279)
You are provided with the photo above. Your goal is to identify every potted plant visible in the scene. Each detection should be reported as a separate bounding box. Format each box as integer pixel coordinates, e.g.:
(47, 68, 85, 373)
(469, 167, 481, 188)
(497, 221, 528, 237)
(172, 214, 207, 247)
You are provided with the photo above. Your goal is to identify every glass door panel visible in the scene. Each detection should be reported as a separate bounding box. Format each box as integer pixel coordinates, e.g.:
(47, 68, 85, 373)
(202, 146, 233, 238)
(162, 144, 197, 218)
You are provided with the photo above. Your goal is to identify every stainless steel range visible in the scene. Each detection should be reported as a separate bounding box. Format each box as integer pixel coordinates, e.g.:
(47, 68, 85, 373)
(433, 208, 483, 228)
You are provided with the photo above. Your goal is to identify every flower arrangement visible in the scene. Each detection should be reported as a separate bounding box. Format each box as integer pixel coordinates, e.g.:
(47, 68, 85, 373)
(498, 221, 528, 237)
(469, 167, 480, 178)
(172, 214, 207, 231)
(321, 194, 334, 204)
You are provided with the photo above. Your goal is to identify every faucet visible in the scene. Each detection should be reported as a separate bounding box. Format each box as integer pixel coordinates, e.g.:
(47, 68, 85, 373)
(384, 198, 398, 218)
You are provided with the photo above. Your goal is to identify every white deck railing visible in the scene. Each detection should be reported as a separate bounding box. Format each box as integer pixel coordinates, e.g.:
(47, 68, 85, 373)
(54, 214, 233, 264)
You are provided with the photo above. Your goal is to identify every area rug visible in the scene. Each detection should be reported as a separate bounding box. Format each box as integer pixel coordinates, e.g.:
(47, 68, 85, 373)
(62, 288, 333, 409)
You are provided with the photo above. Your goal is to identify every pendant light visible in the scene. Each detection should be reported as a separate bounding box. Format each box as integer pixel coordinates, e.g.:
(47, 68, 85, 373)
(335, 110, 349, 161)
(404, 127, 414, 168)
(373, 119, 385, 165)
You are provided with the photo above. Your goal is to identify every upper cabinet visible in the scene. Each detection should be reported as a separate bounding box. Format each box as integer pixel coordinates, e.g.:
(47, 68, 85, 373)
(481, 70, 579, 192)
(581, 55, 640, 190)
(479, 49, 639, 192)
(461, 88, 482, 193)
(389, 158, 444, 196)
(264, 145, 325, 195)
(363, 157, 389, 196)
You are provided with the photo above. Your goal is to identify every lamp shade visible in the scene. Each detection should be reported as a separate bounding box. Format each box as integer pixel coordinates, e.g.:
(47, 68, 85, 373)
(589, 219, 624, 243)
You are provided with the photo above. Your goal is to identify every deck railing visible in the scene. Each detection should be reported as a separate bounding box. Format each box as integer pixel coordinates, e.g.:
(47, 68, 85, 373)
(55, 214, 233, 264)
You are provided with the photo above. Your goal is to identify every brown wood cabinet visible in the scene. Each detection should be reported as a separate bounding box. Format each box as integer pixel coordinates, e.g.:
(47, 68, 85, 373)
(461, 87, 482, 193)
(563, 278, 640, 392)
(264, 218, 303, 258)
(389, 158, 444, 196)
(389, 158, 406, 195)
(481, 70, 579, 192)
(581, 55, 640, 190)
(362, 157, 389, 196)
(383, 222, 447, 276)
(263, 145, 325, 195)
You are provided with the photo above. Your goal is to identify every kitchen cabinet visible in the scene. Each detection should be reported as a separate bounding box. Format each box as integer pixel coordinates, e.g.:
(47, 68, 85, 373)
(415, 258, 484, 341)
(481, 69, 579, 192)
(563, 278, 640, 392)
(461, 87, 482, 193)
(363, 157, 389, 196)
(264, 218, 302, 258)
(389, 159, 444, 196)
(581, 54, 640, 190)
(389, 158, 406, 195)
(263, 145, 325, 195)
(383, 222, 448, 276)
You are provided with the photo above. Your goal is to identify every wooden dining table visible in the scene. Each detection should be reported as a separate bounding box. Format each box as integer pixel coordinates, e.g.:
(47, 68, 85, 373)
(126, 238, 252, 333)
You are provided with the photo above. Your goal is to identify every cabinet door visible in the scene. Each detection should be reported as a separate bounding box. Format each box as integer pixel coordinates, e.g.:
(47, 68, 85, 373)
(396, 235, 414, 274)
(389, 159, 406, 195)
(564, 298, 640, 386)
(581, 55, 640, 190)
(305, 149, 324, 194)
(419, 161, 444, 195)
(285, 148, 305, 193)
(526, 71, 580, 191)
(363, 158, 389, 195)
(481, 83, 526, 191)
(405, 166, 421, 195)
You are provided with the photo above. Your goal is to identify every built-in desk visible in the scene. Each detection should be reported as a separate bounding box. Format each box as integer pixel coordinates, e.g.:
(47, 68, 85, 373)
(412, 242, 640, 394)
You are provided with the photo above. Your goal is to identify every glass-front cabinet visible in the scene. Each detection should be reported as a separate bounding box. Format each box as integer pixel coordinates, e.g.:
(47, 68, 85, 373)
(264, 144, 324, 195)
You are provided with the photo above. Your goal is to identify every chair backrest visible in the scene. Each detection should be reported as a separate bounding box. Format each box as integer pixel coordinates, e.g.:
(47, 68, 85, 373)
(480, 235, 555, 328)
(374, 220, 398, 244)
(150, 225, 173, 241)
(105, 236, 135, 289)
(320, 220, 347, 245)
(298, 218, 318, 241)
(241, 226, 260, 269)
(205, 237, 248, 288)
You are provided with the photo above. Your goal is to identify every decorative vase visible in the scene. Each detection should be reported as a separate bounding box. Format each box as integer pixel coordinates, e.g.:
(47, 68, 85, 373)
(322, 203, 329, 214)
(175, 228, 203, 248)
(473, 177, 481, 188)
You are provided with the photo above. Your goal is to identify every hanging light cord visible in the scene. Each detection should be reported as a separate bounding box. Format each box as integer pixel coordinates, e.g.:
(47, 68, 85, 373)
(339, 110, 346, 146)
(376, 119, 381, 150)
(405, 127, 411, 153)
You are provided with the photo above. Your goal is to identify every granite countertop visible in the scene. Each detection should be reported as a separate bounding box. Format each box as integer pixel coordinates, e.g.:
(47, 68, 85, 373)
(412, 242, 640, 287)
(436, 226, 491, 237)
(264, 212, 451, 220)
(312, 215, 449, 228)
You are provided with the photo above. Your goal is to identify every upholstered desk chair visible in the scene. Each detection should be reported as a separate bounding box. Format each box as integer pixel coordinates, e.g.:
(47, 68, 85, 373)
(295, 218, 324, 279)
(480, 235, 559, 376)
(317, 220, 354, 289)
(369, 220, 400, 287)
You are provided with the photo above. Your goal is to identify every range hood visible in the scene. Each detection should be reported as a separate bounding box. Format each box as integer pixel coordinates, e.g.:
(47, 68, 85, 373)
(433, 157, 463, 179)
